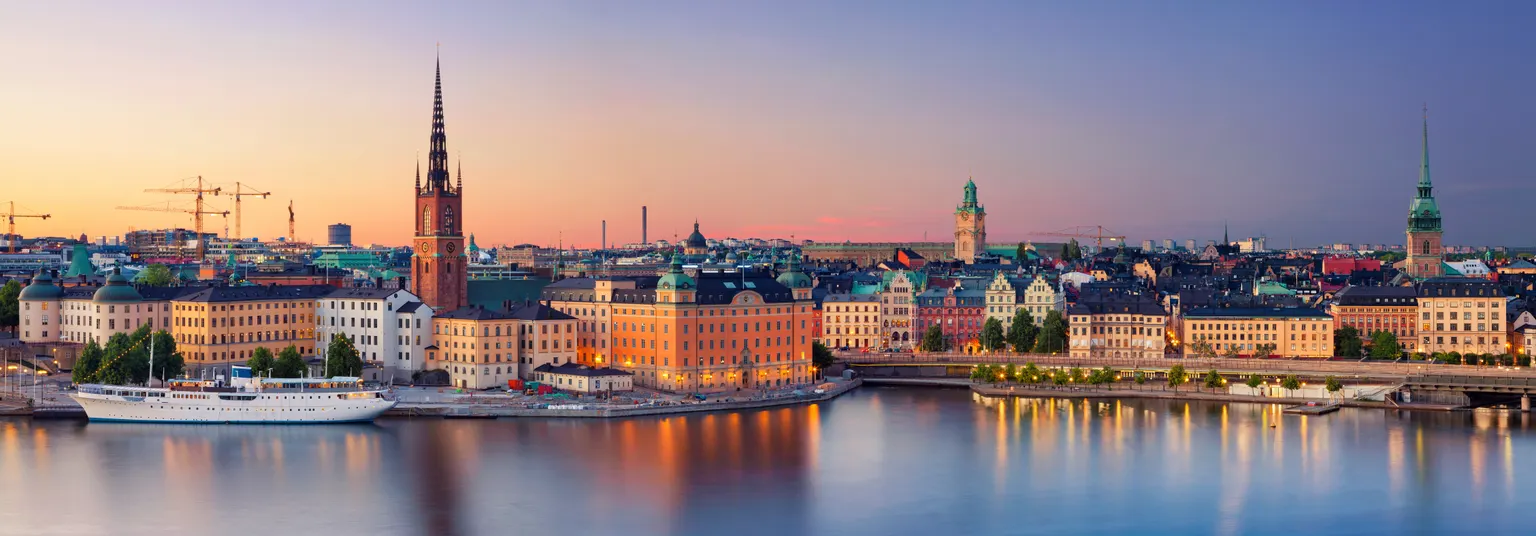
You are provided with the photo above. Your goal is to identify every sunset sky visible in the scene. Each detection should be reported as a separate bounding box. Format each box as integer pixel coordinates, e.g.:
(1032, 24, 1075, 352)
(2, 1, 1533, 248)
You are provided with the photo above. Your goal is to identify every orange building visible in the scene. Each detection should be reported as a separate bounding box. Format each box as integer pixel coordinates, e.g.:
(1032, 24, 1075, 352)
(170, 285, 331, 368)
(1330, 286, 1418, 353)
(541, 255, 817, 393)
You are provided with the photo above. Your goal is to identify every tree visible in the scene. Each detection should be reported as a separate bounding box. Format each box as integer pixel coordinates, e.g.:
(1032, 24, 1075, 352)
(1020, 363, 1042, 384)
(1068, 367, 1086, 384)
(247, 347, 276, 377)
(1448, 351, 1463, 365)
(1001, 363, 1017, 383)
(324, 335, 363, 377)
(1006, 309, 1038, 353)
(1334, 327, 1363, 358)
(1221, 344, 1242, 359)
(1203, 369, 1224, 391)
(1191, 340, 1216, 359)
(1061, 239, 1082, 262)
(273, 345, 307, 378)
(0, 280, 19, 334)
(1325, 376, 1343, 399)
(1245, 375, 1263, 391)
(920, 325, 946, 352)
(1015, 242, 1029, 263)
(1280, 375, 1302, 397)
(1368, 331, 1402, 360)
(148, 329, 183, 383)
(1051, 370, 1069, 386)
(980, 318, 1006, 352)
(1167, 364, 1188, 392)
(1095, 367, 1116, 390)
(138, 263, 176, 287)
(72, 339, 105, 384)
(1134, 371, 1147, 385)
(1033, 310, 1069, 354)
(969, 364, 991, 383)
(811, 342, 836, 369)
(1254, 343, 1277, 358)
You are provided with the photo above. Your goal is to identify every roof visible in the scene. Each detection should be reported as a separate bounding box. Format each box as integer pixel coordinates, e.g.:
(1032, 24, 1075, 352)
(1183, 306, 1331, 319)
(1068, 292, 1165, 316)
(824, 293, 879, 303)
(92, 270, 142, 302)
(1418, 277, 1502, 298)
(175, 284, 335, 303)
(324, 288, 405, 300)
(435, 303, 574, 321)
(1334, 286, 1417, 306)
(17, 271, 63, 300)
(395, 301, 426, 314)
(533, 362, 632, 377)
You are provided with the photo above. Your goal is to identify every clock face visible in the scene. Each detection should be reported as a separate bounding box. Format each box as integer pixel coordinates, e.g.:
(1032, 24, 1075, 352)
(417, 241, 429, 253)
(961, 213, 970, 221)
(447, 242, 457, 254)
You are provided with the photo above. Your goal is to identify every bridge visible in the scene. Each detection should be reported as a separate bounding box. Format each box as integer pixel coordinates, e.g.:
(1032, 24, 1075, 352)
(1402, 374, 1536, 408)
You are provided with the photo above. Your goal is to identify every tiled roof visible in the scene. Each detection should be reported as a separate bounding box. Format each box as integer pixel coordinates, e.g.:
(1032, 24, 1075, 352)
(1183, 306, 1330, 319)
(174, 284, 339, 303)
(534, 362, 632, 377)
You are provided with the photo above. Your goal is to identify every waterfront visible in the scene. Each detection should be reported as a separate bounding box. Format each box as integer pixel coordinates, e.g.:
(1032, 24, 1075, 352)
(4, 387, 1536, 536)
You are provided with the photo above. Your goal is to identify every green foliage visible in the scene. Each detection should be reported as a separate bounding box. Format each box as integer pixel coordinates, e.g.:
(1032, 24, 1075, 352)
(1020, 363, 1042, 384)
(1448, 351, 1463, 365)
(1254, 343, 1277, 358)
(1520, 355, 1532, 368)
(920, 325, 946, 352)
(1368, 331, 1402, 360)
(148, 329, 183, 383)
(1051, 370, 1068, 386)
(0, 280, 20, 332)
(272, 345, 307, 378)
(1191, 340, 1216, 359)
(1134, 371, 1147, 385)
(1334, 326, 1363, 358)
(1245, 375, 1263, 389)
(1280, 375, 1302, 395)
(72, 339, 104, 384)
(1373, 251, 1404, 264)
(1221, 344, 1242, 359)
(1068, 367, 1086, 384)
(811, 342, 836, 369)
(980, 317, 1006, 352)
(1203, 369, 1223, 390)
(1015, 243, 1029, 262)
(1325, 376, 1343, 395)
(1006, 309, 1038, 353)
(247, 347, 276, 377)
(1033, 310, 1068, 354)
(138, 264, 176, 287)
(1001, 363, 1017, 382)
(97, 328, 152, 386)
(1061, 239, 1083, 262)
(324, 335, 363, 377)
(1167, 364, 1188, 391)
(1089, 367, 1116, 389)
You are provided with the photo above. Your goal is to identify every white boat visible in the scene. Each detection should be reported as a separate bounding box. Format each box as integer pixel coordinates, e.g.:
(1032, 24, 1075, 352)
(70, 366, 396, 424)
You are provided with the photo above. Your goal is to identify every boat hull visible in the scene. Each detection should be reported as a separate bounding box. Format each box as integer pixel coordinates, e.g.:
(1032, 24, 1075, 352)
(69, 392, 396, 424)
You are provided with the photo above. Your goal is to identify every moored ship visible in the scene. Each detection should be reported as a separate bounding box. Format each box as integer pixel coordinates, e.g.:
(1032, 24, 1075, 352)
(70, 366, 395, 424)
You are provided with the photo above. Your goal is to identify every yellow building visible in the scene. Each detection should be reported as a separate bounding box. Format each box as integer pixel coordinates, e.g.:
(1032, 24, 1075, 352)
(1067, 292, 1167, 359)
(532, 362, 633, 394)
(427, 304, 577, 389)
(822, 293, 881, 349)
(540, 255, 817, 393)
(1417, 278, 1505, 355)
(1182, 307, 1333, 358)
(170, 285, 330, 368)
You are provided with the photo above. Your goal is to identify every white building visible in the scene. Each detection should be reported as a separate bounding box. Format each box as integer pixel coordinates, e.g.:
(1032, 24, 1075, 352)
(314, 288, 433, 382)
(822, 293, 881, 350)
(983, 271, 1020, 329)
(1023, 274, 1065, 325)
(880, 271, 919, 350)
(19, 268, 178, 345)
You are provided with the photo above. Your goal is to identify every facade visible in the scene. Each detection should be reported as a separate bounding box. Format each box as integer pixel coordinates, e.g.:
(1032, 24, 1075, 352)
(532, 362, 634, 394)
(1022, 275, 1064, 326)
(1182, 307, 1333, 359)
(1330, 286, 1418, 353)
(915, 284, 985, 352)
(426, 303, 577, 389)
(1416, 278, 1504, 355)
(879, 271, 918, 349)
(411, 59, 469, 311)
(1403, 114, 1444, 279)
(539, 255, 817, 393)
(953, 179, 986, 263)
(822, 293, 881, 350)
(1067, 291, 1167, 359)
(170, 285, 330, 367)
(983, 272, 1020, 330)
(327, 223, 352, 247)
(18, 269, 178, 345)
(314, 288, 433, 382)
(801, 242, 953, 266)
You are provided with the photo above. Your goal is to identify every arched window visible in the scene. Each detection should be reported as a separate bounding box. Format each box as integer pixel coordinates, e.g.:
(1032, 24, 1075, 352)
(422, 206, 432, 234)
(443, 206, 455, 234)
(1421, 240, 1431, 255)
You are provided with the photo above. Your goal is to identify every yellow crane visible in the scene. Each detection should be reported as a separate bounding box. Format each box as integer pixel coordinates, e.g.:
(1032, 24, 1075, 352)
(229, 182, 270, 241)
(287, 200, 296, 243)
(0, 201, 50, 253)
(117, 176, 227, 262)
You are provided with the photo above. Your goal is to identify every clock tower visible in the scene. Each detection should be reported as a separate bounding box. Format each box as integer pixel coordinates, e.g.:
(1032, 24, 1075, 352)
(1404, 110, 1443, 279)
(954, 178, 986, 263)
(412, 58, 468, 311)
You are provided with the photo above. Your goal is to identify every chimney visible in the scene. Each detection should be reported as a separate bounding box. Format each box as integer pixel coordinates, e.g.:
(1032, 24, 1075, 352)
(602, 220, 606, 251)
(641, 206, 647, 245)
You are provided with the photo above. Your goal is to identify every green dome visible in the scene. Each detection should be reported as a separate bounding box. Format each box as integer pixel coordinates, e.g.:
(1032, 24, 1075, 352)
(775, 254, 812, 289)
(18, 270, 63, 300)
(657, 252, 694, 290)
(93, 268, 143, 302)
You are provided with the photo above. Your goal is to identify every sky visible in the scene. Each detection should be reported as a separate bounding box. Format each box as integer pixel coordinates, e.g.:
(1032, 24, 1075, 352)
(2, 1, 1533, 249)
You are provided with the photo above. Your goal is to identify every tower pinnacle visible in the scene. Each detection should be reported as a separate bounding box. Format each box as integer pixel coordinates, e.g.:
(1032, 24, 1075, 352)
(426, 54, 449, 192)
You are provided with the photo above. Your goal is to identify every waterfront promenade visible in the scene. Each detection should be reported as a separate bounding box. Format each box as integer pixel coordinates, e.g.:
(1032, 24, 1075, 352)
(839, 351, 1536, 381)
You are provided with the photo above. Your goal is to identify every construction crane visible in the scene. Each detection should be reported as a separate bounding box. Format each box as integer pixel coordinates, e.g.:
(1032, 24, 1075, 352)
(228, 182, 270, 241)
(0, 201, 50, 253)
(1029, 226, 1127, 249)
(287, 200, 296, 243)
(118, 176, 226, 262)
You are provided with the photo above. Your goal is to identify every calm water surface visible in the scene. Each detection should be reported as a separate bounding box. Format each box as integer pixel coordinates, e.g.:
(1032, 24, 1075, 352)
(3, 387, 1535, 536)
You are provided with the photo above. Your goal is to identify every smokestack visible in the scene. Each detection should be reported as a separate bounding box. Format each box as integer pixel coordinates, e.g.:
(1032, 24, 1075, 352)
(602, 220, 607, 251)
(642, 206, 648, 245)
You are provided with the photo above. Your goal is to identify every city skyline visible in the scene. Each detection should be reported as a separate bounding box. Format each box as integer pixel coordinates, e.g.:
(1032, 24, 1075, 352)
(3, 1, 1534, 248)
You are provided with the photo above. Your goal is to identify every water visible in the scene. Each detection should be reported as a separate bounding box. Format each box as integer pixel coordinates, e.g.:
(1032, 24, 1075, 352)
(3, 386, 1534, 536)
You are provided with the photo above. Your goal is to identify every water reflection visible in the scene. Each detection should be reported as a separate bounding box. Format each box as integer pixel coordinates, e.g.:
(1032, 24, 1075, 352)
(3, 390, 1536, 536)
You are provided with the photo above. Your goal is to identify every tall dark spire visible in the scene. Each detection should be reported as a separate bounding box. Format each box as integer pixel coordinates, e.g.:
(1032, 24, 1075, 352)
(415, 154, 421, 192)
(456, 158, 462, 192)
(1408, 105, 1442, 233)
(426, 56, 450, 192)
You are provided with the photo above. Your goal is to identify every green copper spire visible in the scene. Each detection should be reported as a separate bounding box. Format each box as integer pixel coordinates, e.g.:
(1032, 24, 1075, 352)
(962, 178, 977, 206)
(63, 243, 93, 278)
(1408, 106, 1442, 233)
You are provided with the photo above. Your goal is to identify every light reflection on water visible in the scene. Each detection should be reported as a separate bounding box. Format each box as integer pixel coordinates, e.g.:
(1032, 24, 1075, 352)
(2, 387, 1534, 536)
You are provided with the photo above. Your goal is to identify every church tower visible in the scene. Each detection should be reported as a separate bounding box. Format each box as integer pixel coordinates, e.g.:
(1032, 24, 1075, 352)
(954, 178, 986, 263)
(412, 57, 468, 311)
(1404, 109, 1443, 279)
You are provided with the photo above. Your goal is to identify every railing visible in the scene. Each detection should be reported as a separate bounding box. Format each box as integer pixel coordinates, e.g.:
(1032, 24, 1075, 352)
(837, 351, 1536, 379)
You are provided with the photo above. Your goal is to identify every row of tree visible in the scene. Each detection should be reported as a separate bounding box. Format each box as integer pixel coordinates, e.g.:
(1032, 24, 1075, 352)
(922, 309, 1070, 354)
(971, 362, 1348, 399)
(71, 325, 185, 385)
(247, 335, 364, 378)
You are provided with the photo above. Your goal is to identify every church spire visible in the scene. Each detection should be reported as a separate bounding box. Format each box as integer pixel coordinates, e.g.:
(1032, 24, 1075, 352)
(456, 158, 462, 193)
(426, 55, 449, 192)
(1418, 104, 1432, 191)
